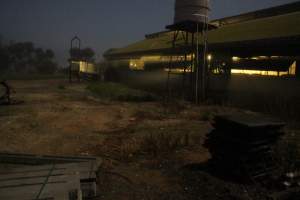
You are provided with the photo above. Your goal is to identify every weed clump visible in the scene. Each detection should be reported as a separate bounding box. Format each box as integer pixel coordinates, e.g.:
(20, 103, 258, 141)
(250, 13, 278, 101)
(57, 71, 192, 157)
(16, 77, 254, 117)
(87, 82, 156, 102)
(57, 84, 65, 90)
(200, 111, 211, 121)
(140, 133, 190, 157)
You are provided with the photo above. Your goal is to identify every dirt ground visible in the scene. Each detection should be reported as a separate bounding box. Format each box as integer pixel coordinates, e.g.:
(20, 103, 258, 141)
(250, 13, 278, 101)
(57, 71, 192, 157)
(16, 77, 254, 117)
(0, 79, 297, 200)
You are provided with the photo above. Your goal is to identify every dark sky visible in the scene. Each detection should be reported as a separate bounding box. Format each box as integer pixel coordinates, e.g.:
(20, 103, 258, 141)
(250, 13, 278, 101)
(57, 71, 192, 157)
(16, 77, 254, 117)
(0, 0, 297, 66)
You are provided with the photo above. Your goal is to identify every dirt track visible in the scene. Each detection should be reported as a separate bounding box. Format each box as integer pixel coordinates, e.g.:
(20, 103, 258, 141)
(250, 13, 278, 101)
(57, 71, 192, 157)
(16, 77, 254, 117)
(0, 79, 293, 200)
(0, 79, 136, 155)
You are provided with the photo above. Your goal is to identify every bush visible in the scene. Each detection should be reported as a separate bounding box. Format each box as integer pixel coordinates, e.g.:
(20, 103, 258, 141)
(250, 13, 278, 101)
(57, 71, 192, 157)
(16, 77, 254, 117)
(200, 111, 212, 121)
(58, 84, 65, 90)
(87, 82, 156, 102)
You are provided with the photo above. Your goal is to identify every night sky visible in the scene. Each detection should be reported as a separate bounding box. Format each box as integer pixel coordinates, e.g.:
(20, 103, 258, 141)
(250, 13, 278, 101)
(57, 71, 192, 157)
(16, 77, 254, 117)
(0, 0, 297, 66)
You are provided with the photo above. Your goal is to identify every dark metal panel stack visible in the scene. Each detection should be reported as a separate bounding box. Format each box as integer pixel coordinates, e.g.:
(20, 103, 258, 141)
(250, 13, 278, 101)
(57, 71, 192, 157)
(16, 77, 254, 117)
(204, 112, 285, 181)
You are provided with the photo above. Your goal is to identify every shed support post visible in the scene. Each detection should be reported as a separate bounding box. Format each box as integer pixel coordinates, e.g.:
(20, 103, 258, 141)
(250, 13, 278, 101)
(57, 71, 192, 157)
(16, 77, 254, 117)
(296, 60, 300, 79)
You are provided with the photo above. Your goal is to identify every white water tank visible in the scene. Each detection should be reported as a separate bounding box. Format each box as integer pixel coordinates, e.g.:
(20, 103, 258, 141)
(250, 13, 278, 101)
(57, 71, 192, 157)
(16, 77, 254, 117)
(174, 0, 210, 24)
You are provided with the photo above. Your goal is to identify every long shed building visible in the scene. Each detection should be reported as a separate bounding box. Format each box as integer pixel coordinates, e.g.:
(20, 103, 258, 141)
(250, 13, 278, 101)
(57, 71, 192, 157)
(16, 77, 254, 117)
(103, 2, 300, 115)
(104, 1, 300, 77)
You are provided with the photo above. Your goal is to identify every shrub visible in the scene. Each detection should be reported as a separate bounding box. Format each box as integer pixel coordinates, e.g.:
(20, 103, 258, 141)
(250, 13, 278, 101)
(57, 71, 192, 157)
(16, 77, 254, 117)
(58, 84, 65, 90)
(200, 111, 211, 121)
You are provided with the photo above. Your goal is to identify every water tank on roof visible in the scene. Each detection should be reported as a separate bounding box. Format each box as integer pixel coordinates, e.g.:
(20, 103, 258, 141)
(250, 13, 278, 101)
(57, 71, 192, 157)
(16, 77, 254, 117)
(174, 0, 210, 24)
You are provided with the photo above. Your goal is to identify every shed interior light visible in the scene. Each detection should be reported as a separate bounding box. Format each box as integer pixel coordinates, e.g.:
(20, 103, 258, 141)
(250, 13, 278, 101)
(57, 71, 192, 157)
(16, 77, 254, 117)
(207, 54, 212, 61)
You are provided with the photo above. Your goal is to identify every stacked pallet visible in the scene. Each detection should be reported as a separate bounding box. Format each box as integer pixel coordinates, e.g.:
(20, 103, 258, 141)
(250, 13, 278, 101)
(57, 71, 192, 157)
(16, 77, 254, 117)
(205, 112, 285, 180)
(0, 154, 102, 200)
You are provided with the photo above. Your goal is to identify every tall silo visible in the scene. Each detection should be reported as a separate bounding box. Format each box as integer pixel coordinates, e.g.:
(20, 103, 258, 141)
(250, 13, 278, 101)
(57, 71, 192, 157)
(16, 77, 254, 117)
(166, 0, 214, 103)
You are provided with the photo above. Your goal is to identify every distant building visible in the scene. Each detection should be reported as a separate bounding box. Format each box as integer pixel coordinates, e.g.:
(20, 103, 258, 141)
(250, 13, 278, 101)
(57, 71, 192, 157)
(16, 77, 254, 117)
(71, 61, 97, 75)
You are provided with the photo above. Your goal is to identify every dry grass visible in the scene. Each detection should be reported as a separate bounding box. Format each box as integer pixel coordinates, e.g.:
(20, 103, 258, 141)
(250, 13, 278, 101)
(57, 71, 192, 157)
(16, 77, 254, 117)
(114, 123, 206, 162)
(112, 133, 192, 161)
(140, 132, 190, 156)
(273, 131, 300, 174)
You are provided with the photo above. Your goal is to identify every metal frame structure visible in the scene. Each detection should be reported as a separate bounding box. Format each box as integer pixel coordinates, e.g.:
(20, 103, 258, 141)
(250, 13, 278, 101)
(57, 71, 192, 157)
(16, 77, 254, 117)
(166, 21, 214, 103)
(69, 36, 81, 83)
(166, 30, 192, 101)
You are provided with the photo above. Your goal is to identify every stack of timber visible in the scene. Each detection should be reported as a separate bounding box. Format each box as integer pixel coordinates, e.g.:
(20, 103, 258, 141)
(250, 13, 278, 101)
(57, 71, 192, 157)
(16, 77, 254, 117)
(204, 112, 285, 181)
(0, 153, 102, 200)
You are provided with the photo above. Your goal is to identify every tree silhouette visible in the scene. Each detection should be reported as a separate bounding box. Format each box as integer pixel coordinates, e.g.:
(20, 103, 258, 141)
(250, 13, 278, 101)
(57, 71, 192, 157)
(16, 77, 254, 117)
(69, 47, 95, 62)
(35, 48, 57, 74)
(0, 41, 57, 74)
(8, 42, 35, 72)
(0, 42, 10, 73)
(81, 48, 95, 62)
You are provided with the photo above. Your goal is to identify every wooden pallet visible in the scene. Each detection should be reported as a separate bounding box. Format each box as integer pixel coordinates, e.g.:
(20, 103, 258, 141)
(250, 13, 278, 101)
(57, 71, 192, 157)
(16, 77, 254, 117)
(0, 153, 100, 165)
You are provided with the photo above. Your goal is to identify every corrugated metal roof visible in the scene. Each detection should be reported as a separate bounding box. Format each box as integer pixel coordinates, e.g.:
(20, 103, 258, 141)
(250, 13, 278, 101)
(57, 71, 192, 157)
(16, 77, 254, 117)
(104, 11, 300, 58)
(211, 1, 300, 26)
